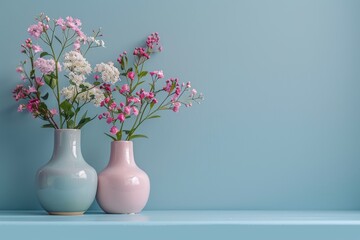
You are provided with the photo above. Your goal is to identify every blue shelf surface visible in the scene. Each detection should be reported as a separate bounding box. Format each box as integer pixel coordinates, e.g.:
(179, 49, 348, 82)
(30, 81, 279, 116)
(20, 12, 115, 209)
(1, 211, 360, 240)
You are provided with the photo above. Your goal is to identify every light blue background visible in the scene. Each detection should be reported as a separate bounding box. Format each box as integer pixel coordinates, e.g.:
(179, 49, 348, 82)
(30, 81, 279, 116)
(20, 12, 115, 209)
(1, 0, 360, 210)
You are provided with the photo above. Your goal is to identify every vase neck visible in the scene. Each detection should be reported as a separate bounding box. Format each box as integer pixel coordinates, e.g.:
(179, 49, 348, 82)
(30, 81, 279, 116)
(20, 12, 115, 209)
(108, 141, 136, 167)
(52, 129, 82, 161)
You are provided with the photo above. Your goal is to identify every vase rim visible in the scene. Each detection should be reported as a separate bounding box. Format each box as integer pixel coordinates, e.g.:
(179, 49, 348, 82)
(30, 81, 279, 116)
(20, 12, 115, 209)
(112, 140, 133, 143)
(54, 129, 81, 132)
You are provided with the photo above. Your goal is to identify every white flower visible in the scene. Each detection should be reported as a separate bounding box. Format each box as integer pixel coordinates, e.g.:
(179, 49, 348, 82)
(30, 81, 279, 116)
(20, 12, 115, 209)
(63, 51, 91, 76)
(88, 37, 105, 47)
(61, 83, 104, 106)
(94, 62, 120, 84)
(91, 87, 105, 107)
(61, 85, 76, 100)
(68, 72, 86, 85)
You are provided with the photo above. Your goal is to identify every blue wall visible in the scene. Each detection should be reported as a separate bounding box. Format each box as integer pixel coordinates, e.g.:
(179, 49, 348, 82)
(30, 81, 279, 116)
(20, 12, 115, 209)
(1, 0, 360, 210)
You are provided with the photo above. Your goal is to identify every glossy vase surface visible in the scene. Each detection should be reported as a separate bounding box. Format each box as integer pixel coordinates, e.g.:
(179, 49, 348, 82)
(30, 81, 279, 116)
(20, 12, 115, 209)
(36, 129, 97, 215)
(97, 141, 150, 214)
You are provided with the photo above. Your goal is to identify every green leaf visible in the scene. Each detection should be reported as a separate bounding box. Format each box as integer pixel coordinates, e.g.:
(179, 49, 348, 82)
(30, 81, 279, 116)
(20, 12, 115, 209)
(128, 134, 148, 140)
(150, 101, 155, 110)
(93, 81, 101, 86)
(41, 92, 49, 100)
(44, 75, 57, 89)
(54, 36, 62, 44)
(148, 115, 161, 119)
(60, 100, 72, 112)
(138, 71, 148, 78)
(41, 123, 54, 128)
(40, 52, 50, 58)
(116, 131, 122, 141)
(67, 120, 75, 129)
(105, 133, 117, 141)
(76, 114, 96, 129)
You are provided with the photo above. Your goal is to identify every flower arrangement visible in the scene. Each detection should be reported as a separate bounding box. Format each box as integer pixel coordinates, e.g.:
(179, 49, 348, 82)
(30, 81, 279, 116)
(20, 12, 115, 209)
(13, 13, 115, 129)
(96, 32, 204, 141)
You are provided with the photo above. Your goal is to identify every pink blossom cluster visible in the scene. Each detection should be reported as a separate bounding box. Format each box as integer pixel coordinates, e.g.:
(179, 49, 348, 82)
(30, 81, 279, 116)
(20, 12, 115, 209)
(12, 85, 30, 101)
(27, 22, 49, 39)
(96, 32, 203, 139)
(146, 32, 162, 51)
(150, 70, 164, 79)
(55, 16, 86, 41)
(117, 51, 127, 64)
(133, 47, 150, 59)
(21, 38, 43, 54)
(34, 58, 61, 75)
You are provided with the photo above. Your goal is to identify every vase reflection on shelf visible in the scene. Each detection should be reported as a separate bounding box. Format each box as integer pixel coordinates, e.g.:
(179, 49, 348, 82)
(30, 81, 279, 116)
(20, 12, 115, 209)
(36, 129, 98, 215)
(97, 141, 150, 214)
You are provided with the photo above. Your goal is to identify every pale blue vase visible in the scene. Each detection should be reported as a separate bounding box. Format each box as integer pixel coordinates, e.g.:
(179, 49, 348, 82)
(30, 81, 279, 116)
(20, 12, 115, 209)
(36, 129, 97, 215)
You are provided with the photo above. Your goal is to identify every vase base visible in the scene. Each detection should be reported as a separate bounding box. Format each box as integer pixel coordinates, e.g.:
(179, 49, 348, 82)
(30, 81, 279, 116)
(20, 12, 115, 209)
(48, 211, 84, 216)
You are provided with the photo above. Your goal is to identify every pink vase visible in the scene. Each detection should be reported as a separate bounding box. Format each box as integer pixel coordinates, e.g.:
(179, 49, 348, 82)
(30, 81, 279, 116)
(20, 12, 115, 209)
(97, 141, 150, 214)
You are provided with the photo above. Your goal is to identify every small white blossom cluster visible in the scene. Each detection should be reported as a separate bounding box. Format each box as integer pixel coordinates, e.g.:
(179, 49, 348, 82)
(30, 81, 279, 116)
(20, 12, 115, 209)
(61, 51, 104, 106)
(87, 37, 105, 47)
(94, 62, 120, 84)
(61, 83, 104, 107)
(63, 51, 91, 85)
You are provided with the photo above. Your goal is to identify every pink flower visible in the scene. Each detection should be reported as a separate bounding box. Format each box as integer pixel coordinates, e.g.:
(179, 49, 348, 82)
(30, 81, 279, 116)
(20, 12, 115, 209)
(175, 87, 181, 96)
(74, 18, 82, 27)
(16, 67, 23, 73)
(119, 84, 130, 94)
(32, 45, 42, 53)
(104, 97, 110, 104)
(127, 71, 135, 81)
(119, 102, 125, 108)
(12, 84, 29, 101)
(146, 32, 161, 49)
(127, 96, 141, 104)
(148, 92, 154, 99)
(190, 89, 197, 97)
(172, 102, 181, 112)
(117, 113, 125, 123)
(73, 40, 81, 51)
(34, 58, 60, 75)
(55, 18, 66, 30)
(124, 106, 131, 115)
(150, 70, 164, 79)
(27, 22, 45, 39)
(17, 104, 26, 112)
(98, 115, 103, 120)
(75, 29, 87, 41)
(186, 81, 191, 88)
(94, 75, 100, 80)
(106, 117, 113, 124)
(152, 98, 158, 104)
(103, 112, 111, 118)
(28, 86, 37, 93)
(50, 108, 58, 116)
(131, 106, 139, 116)
(66, 16, 76, 29)
(35, 77, 44, 86)
(109, 102, 117, 110)
(110, 126, 119, 135)
(26, 99, 40, 113)
(133, 47, 150, 59)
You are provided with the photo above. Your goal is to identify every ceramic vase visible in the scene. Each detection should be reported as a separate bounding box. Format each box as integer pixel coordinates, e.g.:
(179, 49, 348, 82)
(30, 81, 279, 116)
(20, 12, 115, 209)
(97, 141, 150, 214)
(36, 129, 97, 215)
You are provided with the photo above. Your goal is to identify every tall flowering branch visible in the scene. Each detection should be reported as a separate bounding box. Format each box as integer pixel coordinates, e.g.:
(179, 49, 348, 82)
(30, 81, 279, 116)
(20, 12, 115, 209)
(13, 13, 109, 129)
(97, 33, 204, 141)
